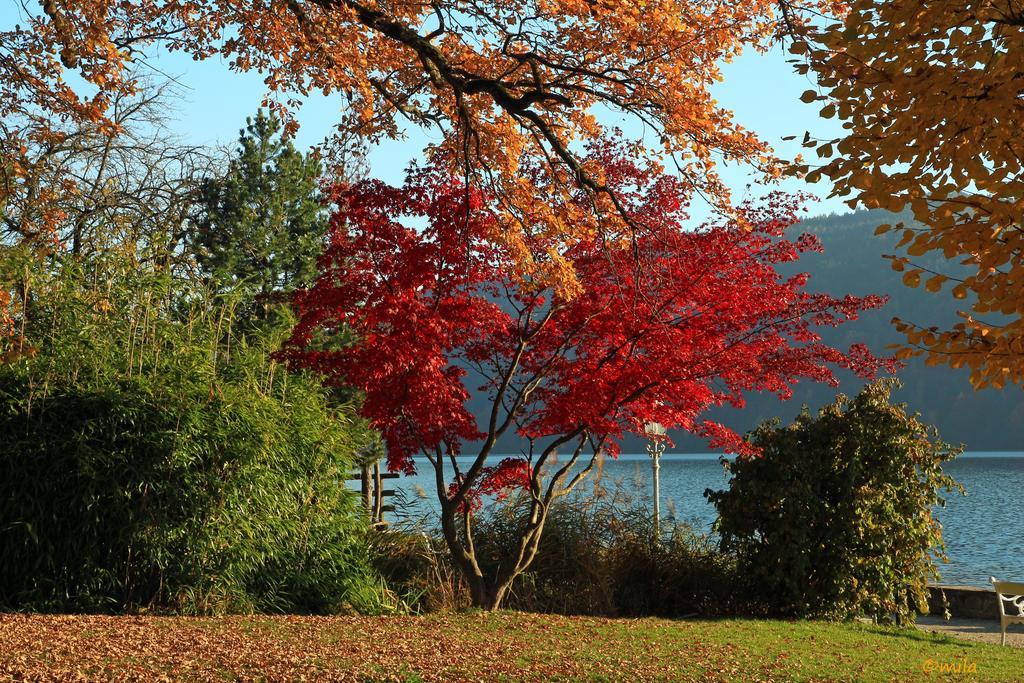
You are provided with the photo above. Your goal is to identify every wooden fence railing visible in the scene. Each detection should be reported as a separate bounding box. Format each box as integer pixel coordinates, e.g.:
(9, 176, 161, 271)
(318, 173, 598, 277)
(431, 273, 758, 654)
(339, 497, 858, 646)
(348, 464, 399, 525)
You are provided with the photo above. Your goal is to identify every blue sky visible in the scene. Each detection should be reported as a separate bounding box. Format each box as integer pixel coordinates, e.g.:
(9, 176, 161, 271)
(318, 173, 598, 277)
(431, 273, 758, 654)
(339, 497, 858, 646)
(4, 3, 848, 216)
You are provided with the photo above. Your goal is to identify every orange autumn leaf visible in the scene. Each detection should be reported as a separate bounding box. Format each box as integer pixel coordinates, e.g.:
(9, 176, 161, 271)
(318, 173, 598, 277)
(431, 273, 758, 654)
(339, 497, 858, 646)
(3, 0, 846, 298)
(792, 0, 1024, 388)
(924, 274, 947, 293)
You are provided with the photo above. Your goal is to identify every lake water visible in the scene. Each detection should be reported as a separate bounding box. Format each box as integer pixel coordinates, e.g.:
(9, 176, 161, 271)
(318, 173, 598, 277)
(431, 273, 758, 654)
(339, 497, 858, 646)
(380, 452, 1024, 588)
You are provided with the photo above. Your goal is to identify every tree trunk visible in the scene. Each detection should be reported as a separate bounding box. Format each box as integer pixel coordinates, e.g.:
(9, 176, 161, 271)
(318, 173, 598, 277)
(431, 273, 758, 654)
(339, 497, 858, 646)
(439, 504, 497, 609)
(462, 568, 513, 611)
(476, 583, 511, 611)
(439, 499, 548, 611)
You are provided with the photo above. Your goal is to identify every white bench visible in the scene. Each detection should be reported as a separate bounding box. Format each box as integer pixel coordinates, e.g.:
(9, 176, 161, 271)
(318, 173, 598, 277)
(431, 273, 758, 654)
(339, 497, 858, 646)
(990, 576, 1024, 646)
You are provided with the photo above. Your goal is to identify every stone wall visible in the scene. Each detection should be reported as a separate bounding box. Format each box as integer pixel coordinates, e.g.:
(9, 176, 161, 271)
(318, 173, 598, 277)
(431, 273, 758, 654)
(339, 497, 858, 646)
(925, 585, 998, 620)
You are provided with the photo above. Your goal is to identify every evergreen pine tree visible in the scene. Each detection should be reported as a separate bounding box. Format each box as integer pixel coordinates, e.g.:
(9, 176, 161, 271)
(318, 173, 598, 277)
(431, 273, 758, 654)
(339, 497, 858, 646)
(192, 110, 326, 320)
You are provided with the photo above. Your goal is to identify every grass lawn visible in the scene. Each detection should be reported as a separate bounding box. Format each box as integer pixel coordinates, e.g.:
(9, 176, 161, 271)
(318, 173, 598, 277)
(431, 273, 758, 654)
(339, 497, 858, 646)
(0, 611, 1020, 681)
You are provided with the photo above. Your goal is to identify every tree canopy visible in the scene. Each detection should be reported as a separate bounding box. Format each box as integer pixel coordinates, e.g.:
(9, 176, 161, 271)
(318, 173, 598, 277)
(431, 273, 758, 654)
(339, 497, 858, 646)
(3, 0, 845, 293)
(279, 146, 893, 609)
(793, 0, 1024, 388)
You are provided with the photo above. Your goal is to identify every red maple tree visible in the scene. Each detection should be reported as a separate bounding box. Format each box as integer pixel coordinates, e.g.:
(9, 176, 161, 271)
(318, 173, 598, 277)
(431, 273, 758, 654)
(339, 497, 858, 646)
(280, 146, 894, 610)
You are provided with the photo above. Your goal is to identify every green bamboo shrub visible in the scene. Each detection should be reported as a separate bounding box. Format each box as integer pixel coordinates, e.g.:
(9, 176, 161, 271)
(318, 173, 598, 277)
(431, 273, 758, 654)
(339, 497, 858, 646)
(706, 379, 963, 623)
(0, 254, 387, 614)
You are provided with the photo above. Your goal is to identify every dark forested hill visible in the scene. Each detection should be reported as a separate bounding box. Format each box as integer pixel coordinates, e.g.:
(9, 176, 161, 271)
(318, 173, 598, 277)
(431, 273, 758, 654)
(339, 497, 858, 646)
(668, 208, 1024, 453)
(470, 209, 1024, 454)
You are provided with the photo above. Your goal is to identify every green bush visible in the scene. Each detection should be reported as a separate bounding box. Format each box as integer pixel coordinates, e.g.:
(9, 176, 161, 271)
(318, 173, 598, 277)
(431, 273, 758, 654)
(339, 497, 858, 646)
(706, 379, 963, 623)
(0, 256, 387, 614)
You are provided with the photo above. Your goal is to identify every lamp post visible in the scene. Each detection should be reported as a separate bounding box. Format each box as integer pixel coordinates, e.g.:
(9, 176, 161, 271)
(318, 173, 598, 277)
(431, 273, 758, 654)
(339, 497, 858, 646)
(644, 421, 667, 539)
